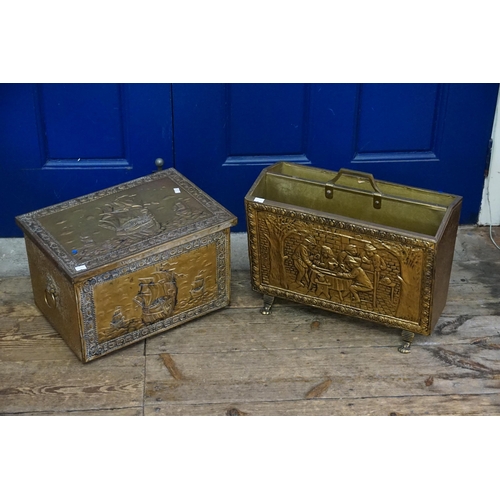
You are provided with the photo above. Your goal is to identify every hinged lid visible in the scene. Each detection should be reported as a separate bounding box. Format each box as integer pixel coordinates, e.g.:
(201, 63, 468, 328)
(16, 168, 237, 279)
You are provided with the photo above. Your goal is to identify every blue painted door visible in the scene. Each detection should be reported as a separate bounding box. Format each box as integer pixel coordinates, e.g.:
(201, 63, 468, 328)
(1, 83, 498, 235)
(0, 84, 173, 236)
(173, 84, 499, 230)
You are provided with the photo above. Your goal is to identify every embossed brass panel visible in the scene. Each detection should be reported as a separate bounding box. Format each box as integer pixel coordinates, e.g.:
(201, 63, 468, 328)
(16, 169, 236, 362)
(245, 162, 462, 345)
(93, 242, 218, 343)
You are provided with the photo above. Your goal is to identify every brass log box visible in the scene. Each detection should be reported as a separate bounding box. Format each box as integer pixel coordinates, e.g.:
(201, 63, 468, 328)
(16, 169, 237, 362)
(245, 162, 462, 352)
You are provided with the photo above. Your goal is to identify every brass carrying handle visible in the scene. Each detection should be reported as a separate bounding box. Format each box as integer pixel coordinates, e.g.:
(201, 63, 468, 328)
(44, 288, 58, 309)
(325, 168, 382, 209)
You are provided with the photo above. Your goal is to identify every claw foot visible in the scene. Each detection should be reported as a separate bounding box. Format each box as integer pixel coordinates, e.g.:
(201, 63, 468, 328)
(398, 330, 415, 354)
(260, 294, 275, 315)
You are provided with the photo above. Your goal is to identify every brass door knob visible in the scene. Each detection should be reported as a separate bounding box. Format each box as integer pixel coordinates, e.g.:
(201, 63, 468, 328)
(155, 158, 164, 171)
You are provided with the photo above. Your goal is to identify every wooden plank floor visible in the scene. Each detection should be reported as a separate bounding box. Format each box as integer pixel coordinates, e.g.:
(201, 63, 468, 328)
(1, 226, 500, 416)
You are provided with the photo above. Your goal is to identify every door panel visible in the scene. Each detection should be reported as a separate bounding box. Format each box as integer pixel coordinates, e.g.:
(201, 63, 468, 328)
(1, 84, 42, 172)
(354, 83, 445, 159)
(174, 83, 498, 230)
(41, 84, 125, 161)
(0, 84, 173, 236)
(227, 84, 308, 156)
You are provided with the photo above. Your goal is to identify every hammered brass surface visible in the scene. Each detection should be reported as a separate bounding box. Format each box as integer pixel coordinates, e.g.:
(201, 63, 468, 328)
(252, 209, 433, 331)
(16, 168, 237, 278)
(254, 171, 450, 236)
(264, 162, 457, 206)
(24, 236, 83, 360)
(39, 176, 210, 264)
(245, 162, 462, 338)
(94, 242, 218, 342)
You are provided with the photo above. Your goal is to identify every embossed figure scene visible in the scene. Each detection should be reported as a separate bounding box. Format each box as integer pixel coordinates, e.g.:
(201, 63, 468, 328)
(257, 213, 425, 323)
(93, 242, 218, 342)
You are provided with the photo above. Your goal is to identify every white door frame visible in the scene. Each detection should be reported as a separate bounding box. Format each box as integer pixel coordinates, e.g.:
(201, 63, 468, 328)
(479, 87, 500, 225)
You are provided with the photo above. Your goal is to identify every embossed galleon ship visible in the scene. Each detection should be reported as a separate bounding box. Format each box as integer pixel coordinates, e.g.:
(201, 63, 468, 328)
(245, 162, 462, 352)
(99, 197, 162, 237)
(134, 270, 178, 324)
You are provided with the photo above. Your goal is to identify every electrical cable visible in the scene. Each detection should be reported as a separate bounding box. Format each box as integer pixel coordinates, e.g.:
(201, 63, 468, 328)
(486, 175, 500, 250)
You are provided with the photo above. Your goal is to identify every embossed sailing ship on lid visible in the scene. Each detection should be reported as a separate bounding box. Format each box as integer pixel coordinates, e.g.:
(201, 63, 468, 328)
(98, 196, 161, 237)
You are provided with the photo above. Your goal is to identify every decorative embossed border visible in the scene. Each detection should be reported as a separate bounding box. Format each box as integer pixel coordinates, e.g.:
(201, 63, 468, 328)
(78, 230, 229, 361)
(245, 201, 436, 335)
(16, 169, 236, 276)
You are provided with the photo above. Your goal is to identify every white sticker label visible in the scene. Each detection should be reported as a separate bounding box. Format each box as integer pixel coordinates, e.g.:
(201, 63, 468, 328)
(75, 265, 87, 271)
(254, 197, 265, 203)
(174, 187, 181, 194)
